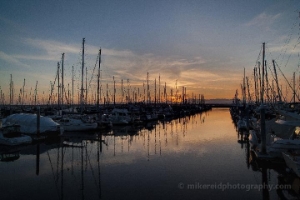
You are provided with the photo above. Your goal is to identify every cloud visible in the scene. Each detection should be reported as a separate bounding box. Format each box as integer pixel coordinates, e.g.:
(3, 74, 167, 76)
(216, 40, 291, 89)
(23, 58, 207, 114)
(245, 12, 281, 29)
(11, 38, 207, 80)
(20, 38, 82, 61)
(1, 37, 244, 99)
(85, 47, 205, 87)
(0, 51, 31, 70)
(1, 37, 208, 89)
(267, 37, 300, 55)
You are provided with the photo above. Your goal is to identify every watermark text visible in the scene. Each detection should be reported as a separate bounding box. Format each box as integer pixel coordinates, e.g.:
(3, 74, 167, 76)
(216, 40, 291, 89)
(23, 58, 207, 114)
(177, 182, 291, 191)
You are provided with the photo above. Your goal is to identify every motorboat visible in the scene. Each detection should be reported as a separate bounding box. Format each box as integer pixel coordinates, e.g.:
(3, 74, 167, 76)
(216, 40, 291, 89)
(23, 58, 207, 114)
(109, 108, 131, 125)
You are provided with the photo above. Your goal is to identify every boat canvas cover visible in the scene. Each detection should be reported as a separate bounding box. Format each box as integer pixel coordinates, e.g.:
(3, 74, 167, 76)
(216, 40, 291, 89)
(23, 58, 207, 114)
(2, 114, 59, 134)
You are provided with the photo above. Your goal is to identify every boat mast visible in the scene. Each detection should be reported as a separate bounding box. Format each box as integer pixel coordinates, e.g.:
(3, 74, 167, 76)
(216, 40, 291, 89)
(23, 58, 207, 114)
(72, 66, 74, 111)
(34, 81, 38, 106)
(253, 68, 258, 103)
(9, 74, 13, 112)
(272, 60, 281, 102)
(261, 42, 266, 154)
(257, 62, 261, 102)
(185, 87, 186, 104)
(143, 82, 145, 103)
(127, 79, 130, 103)
(261, 43, 265, 104)
(147, 72, 149, 104)
(154, 78, 157, 107)
(175, 80, 178, 103)
(121, 79, 124, 103)
(182, 86, 184, 104)
(158, 74, 160, 104)
(22, 79, 25, 106)
(137, 88, 140, 102)
(67, 83, 70, 106)
(80, 38, 85, 114)
(170, 88, 173, 105)
(265, 60, 270, 103)
(164, 82, 167, 104)
(293, 72, 296, 104)
(97, 49, 101, 111)
(61, 53, 64, 109)
(86, 67, 88, 105)
(246, 77, 251, 103)
(106, 83, 108, 105)
(113, 76, 116, 105)
(57, 62, 60, 111)
(243, 68, 246, 105)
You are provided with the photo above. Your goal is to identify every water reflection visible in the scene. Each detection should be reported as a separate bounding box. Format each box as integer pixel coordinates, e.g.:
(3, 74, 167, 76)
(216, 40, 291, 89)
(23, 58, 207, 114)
(4, 109, 298, 199)
(239, 122, 300, 199)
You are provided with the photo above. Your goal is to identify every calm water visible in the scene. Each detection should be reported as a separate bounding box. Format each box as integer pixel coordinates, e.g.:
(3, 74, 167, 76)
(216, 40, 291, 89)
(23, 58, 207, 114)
(0, 108, 297, 200)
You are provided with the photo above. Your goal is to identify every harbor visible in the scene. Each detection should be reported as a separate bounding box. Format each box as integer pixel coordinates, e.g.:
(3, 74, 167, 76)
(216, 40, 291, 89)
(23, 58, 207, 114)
(1, 108, 298, 200)
(1, 1, 299, 200)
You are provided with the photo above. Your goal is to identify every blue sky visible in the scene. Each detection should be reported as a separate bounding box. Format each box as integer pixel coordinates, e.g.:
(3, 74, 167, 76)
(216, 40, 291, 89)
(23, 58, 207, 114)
(0, 0, 299, 103)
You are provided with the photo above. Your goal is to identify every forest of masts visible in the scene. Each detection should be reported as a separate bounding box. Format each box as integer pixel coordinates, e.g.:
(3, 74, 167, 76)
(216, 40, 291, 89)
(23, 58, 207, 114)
(0, 38, 205, 108)
(239, 42, 299, 106)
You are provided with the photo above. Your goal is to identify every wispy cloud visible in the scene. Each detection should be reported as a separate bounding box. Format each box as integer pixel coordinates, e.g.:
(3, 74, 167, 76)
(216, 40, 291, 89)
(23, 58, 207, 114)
(0, 37, 242, 99)
(19, 38, 82, 61)
(0, 51, 31, 69)
(267, 37, 300, 55)
(245, 12, 281, 29)
(99, 48, 207, 84)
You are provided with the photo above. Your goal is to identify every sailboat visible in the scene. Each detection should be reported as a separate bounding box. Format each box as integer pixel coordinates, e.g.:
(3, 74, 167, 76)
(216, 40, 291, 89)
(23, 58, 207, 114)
(59, 114, 97, 132)
(58, 39, 98, 132)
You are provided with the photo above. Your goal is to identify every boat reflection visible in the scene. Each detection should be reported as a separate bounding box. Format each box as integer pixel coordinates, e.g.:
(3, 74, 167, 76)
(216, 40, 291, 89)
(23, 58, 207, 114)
(0, 151, 20, 162)
(240, 128, 300, 200)
(0, 112, 208, 199)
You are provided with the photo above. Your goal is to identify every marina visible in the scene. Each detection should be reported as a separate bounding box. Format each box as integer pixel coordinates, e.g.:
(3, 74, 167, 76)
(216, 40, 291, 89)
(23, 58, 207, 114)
(0, 1, 299, 200)
(0, 108, 298, 200)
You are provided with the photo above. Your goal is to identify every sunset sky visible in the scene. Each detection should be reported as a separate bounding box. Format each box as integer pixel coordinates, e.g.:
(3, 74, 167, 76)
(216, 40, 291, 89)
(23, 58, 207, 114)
(0, 0, 299, 104)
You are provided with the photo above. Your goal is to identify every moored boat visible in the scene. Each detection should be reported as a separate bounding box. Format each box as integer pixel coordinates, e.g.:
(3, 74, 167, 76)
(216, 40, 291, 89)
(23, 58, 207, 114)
(2, 113, 60, 135)
(282, 152, 300, 177)
(237, 118, 248, 130)
(58, 115, 98, 132)
(0, 124, 32, 146)
(109, 108, 131, 125)
(267, 139, 300, 158)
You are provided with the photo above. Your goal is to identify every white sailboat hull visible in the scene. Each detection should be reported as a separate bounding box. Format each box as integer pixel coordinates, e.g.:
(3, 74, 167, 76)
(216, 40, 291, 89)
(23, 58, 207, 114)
(59, 117, 98, 132)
